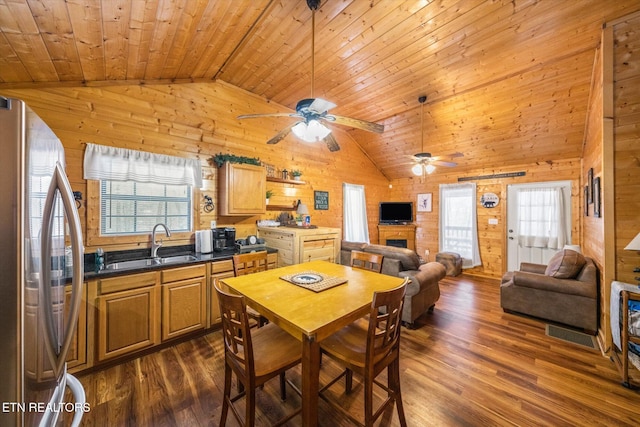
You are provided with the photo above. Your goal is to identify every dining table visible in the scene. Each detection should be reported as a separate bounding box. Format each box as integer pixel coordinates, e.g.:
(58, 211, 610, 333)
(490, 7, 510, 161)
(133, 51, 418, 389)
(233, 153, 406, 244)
(220, 259, 406, 427)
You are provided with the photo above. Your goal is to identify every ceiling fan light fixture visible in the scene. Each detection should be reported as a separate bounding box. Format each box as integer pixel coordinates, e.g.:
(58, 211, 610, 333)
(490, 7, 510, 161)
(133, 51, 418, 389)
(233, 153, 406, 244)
(425, 163, 436, 174)
(291, 120, 331, 142)
(411, 163, 424, 176)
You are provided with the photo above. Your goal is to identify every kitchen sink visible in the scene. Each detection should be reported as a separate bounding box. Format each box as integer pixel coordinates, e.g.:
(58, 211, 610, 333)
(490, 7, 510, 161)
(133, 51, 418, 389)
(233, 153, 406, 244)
(104, 258, 155, 270)
(104, 254, 197, 271)
(157, 255, 198, 264)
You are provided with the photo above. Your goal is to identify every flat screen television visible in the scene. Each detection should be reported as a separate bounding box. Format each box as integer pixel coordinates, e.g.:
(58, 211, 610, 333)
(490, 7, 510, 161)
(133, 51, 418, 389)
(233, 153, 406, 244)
(379, 202, 413, 224)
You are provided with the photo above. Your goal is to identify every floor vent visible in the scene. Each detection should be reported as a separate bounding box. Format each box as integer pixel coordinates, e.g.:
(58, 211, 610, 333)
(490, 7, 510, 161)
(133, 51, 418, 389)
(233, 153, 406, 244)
(545, 324, 598, 350)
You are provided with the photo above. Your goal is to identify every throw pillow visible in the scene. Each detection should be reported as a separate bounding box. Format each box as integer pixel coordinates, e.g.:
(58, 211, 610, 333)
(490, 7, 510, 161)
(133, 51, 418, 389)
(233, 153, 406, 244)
(544, 249, 587, 279)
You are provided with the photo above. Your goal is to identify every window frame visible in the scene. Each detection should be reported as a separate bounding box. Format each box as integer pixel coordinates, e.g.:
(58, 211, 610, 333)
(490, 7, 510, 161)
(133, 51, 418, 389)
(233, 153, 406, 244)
(99, 180, 193, 236)
(85, 180, 200, 247)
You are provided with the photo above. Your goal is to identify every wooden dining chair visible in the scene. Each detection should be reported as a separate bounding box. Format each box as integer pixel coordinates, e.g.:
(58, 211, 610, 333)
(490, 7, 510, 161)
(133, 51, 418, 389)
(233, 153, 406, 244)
(215, 283, 302, 427)
(350, 250, 384, 273)
(233, 251, 269, 327)
(319, 278, 409, 427)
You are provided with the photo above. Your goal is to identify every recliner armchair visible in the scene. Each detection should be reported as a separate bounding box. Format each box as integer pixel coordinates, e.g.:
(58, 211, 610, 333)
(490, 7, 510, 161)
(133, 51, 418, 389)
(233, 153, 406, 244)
(500, 249, 598, 334)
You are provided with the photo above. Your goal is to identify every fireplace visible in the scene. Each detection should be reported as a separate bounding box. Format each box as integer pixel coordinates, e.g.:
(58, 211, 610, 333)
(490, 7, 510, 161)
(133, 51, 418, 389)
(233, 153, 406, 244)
(386, 239, 407, 249)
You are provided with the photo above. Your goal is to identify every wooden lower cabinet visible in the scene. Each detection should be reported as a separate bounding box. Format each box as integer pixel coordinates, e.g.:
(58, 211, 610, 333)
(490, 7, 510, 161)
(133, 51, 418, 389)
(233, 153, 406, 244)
(96, 271, 159, 362)
(257, 227, 340, 266)
(85, 255, 277, 370)
(161, 264, 207, 341)
(65, 283, 87, 370)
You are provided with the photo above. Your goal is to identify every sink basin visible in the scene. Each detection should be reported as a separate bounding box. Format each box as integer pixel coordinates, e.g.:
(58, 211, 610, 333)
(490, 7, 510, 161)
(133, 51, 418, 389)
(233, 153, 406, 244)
(104, 254, 197, 271)
(157, 255, 198, 264)
(105, 258, 155, 270)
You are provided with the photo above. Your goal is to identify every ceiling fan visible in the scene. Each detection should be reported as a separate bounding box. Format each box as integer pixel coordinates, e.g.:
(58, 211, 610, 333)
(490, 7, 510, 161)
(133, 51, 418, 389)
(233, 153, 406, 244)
(237, 0, 384, 152)
(410, 95, 463, 176)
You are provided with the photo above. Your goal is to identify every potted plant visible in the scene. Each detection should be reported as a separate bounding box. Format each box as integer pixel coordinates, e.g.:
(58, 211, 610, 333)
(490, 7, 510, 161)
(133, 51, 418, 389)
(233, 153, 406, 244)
(266, 189, 273, 205)
(291, 170, 302, 181)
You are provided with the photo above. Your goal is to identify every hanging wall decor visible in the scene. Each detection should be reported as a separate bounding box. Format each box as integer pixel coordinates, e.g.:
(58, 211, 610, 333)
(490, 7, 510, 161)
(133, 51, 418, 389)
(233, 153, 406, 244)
(593, 176, 601, 218)
(584, 186, 589, 217)
(587, 168, 594, 204)
(417, 193, 432, 212)
(480, 192, 499, 208)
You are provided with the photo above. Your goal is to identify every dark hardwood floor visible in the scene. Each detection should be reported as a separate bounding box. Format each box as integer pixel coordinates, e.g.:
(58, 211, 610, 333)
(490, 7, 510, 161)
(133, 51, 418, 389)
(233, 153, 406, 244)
(69, 275, 639, 426)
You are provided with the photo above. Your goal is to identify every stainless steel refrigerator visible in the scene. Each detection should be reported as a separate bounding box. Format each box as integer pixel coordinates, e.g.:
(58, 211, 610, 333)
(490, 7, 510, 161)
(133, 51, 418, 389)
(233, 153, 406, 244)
(0, 98, 86, 426)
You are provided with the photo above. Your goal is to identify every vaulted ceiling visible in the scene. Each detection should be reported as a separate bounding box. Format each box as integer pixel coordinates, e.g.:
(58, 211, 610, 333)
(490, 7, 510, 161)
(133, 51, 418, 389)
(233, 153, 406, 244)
(1, 0, 638, 179)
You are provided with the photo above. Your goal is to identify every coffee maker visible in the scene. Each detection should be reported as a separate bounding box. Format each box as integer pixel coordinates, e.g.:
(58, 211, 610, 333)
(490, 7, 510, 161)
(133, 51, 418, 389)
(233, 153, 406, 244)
(224, 227, 236, 249)
(213, 227, 236, 251)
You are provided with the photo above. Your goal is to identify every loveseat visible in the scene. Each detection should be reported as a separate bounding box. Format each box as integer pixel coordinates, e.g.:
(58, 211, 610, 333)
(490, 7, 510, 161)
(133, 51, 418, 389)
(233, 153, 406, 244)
(500, 249, 598, 334)
(340, 241, 446, 327)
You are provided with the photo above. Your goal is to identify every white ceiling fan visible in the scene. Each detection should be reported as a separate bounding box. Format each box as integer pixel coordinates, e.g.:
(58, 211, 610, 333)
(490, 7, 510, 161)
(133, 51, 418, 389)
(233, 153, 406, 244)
(237, 0, 384, 152)
(410, 95, 463, 177)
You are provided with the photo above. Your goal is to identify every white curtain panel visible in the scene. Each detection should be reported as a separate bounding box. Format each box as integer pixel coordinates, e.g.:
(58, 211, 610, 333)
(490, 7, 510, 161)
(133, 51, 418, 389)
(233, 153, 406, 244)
(439, 182, 481, 268)
(83, 143, 203, 188)
(516, 187, 567, 249)
(343, 183, 370, 243)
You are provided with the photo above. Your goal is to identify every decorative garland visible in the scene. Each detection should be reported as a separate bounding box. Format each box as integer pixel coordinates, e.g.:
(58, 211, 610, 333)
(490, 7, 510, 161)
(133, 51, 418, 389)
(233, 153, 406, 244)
(210, 153, 262, 168)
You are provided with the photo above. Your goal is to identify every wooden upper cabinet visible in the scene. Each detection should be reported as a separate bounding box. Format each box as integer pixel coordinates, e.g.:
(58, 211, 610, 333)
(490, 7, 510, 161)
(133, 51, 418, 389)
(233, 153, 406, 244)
(218, 162, 266, 216)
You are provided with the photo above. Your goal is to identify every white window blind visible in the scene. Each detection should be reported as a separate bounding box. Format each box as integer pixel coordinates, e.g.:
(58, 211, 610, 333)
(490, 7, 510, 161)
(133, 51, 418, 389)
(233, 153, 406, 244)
(83, 143, 203, 188)
(343, 183, 369, 243)
(439, 183, 481, 268)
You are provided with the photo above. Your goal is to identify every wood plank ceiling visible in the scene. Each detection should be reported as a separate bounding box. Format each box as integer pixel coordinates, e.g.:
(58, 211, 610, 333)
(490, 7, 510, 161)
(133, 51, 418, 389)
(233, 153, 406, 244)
(1, 0, 638, 179)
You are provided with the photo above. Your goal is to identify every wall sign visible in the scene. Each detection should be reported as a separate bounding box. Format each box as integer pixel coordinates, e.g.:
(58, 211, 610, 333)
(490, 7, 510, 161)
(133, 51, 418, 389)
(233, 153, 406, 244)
(314, 191, 329, 210)
(481, 192, 499, 208)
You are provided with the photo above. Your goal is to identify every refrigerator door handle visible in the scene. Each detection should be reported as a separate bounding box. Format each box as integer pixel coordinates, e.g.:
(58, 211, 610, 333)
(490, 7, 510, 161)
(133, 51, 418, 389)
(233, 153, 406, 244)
(40, 161, 85, 378)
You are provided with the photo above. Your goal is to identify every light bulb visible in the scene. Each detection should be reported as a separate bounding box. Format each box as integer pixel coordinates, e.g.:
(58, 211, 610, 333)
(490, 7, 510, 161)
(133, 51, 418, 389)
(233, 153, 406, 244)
(425, 163, 436, 174)
(411, 164, 424, 176)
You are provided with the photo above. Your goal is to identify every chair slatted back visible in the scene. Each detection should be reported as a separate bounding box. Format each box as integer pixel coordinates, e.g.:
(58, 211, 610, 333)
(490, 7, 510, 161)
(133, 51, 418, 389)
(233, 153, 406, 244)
(215, 283, 254, 374)
(367, 278, 407, 365)
(350, 250, 384, 273)
(233, 251, 268, 276)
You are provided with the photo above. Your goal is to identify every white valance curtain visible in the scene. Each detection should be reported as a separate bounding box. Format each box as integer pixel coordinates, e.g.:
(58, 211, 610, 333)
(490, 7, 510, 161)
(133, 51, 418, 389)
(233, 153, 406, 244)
(83, 143, 203, 188)
(517, 187, 567, 249)
(343, 183, 370, 243)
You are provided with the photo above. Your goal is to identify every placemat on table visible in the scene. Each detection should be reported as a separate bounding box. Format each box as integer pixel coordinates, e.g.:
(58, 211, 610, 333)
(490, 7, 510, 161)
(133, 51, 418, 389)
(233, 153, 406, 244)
(280, 271, 347, 292)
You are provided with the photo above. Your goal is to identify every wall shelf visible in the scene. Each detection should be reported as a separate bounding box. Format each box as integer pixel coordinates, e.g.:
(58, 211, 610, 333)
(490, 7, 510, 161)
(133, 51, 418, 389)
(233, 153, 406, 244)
(266, 204, 297, 211)
(266, 176, 305, 185)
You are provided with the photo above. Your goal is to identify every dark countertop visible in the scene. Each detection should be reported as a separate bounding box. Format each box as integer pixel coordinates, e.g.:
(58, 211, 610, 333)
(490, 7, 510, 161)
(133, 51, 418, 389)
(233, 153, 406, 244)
(79, 245, 277, 281)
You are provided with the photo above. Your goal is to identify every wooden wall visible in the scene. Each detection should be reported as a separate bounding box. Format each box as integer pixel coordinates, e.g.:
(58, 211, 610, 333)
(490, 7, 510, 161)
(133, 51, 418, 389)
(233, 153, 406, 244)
(0, 81, 389, 252)
(389, 159, 581, 279)
(612, 12, 640, 287)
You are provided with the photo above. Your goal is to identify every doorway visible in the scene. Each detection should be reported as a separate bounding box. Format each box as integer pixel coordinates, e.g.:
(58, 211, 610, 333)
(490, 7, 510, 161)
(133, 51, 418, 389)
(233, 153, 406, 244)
(506, 181, 572, 271)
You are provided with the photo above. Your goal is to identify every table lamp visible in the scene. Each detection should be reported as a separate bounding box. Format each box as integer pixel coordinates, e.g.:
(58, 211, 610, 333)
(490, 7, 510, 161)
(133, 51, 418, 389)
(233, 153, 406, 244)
(624, 232, 640, 286)
(296, 202, 310, 226)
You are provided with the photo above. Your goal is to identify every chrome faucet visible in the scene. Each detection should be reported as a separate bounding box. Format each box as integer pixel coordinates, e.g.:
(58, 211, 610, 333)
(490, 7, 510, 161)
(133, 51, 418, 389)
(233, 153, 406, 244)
(151, 223, 171, 258)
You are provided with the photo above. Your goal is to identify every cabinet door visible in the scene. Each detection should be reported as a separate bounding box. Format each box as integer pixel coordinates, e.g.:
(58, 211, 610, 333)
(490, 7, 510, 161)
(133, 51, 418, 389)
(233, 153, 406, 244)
(162, 277, 207, 341)
(65, 283, 87, 370)
(97, 286, 159, 361)
(219, 162, 266, 215)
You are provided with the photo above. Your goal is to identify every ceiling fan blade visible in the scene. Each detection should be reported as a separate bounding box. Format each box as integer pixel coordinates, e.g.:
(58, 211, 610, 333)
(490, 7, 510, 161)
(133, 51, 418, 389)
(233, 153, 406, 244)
(325, 114, 384, 133)
(308, 98, 336, 114)
(431, 160, 458, 167)
(324, 133, 341, 152)
(238, 112, 298, 119)
(266, 126, 293, 145)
